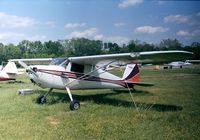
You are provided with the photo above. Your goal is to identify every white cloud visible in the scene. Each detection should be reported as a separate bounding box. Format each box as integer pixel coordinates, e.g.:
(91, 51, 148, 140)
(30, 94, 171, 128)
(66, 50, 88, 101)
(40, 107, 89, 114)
(64, 23, 86, 29)
(164, 14, 189, 23)
(28, 35, 47, 41)
(104, 36, 129, 45)
(197, 12, 200, 17)
(176, 30, 190, 37)
(0, 12, 37, 28)
(66, 28, 101, 39)
(119, 0, 143, 9)
(65, 28, 129, 45)
(0, 32, 47, 44)
(94, 34, 104, 40)
(176, 29, 200, 38)
(0, 32, 25, 40)
(114, 22, 125, 27)
(192, 29, 200, 37)
(135, 26, 169, 34)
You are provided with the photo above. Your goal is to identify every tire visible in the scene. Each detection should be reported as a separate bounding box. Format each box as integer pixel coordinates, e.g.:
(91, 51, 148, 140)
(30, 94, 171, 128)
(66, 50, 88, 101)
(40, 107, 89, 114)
(70, 100, 80, 111)
(36, 95, 46, 104)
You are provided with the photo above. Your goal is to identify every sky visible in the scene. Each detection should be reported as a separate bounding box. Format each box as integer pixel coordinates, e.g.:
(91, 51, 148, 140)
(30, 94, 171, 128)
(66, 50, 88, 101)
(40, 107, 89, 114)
(0, 0, 200, 45)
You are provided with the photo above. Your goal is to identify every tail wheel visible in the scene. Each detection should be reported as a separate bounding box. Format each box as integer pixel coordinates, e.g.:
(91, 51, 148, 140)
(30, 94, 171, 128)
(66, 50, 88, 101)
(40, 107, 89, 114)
(36, 95, 46, 104)
(70, 100, 80, 111)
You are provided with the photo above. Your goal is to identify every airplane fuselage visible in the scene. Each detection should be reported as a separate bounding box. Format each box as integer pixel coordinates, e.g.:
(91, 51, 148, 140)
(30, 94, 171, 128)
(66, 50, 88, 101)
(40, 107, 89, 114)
(28, 65, 128, 90)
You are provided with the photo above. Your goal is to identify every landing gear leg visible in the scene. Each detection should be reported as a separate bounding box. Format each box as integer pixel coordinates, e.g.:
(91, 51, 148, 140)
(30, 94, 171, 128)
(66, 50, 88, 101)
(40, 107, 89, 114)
(36, 88, 53, 104)
(66, 87, 80, 111)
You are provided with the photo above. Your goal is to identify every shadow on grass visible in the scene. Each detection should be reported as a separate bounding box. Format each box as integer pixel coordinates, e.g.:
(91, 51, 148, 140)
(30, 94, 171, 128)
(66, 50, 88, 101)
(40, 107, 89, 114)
(7, 80, 25, 84)
(36, 90, 182, 112)
(112, 89, 154, 96)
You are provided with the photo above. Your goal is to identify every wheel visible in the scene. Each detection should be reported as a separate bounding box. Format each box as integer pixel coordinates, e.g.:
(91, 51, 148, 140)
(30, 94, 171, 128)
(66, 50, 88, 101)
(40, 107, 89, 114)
(36, 95, 46, 104)
(70, 100, 80, 111)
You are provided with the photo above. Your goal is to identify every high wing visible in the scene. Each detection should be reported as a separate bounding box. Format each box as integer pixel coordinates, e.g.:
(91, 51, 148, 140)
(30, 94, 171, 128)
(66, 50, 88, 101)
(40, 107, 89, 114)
(10, 58, 52, 62)
(68, 50, 193, 66)
(9, 50, 193, 67)
(10, 58, 52, 65)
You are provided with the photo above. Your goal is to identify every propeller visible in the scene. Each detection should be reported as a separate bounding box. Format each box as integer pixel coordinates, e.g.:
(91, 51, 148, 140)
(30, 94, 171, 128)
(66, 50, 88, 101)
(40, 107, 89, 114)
(18, 61, 38, 78)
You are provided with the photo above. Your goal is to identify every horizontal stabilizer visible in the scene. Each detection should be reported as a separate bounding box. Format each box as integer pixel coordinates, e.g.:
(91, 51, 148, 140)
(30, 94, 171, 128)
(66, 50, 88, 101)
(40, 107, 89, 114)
(125, 81, 154, 87)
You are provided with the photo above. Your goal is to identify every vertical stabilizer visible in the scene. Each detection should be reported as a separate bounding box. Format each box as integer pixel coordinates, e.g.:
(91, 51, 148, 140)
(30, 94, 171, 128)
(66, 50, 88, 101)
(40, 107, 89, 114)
(2, 62, 18, 74)
(0, 62, 18, 81)
(122, 64, 140, 83)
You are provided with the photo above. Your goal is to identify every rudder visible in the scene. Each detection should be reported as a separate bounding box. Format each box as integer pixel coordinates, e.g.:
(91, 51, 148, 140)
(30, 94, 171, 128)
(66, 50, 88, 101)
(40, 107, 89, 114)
(122, 64, 140, 83)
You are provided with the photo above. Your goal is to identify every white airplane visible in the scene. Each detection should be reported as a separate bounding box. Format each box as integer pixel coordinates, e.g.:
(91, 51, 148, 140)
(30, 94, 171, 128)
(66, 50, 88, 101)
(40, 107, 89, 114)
(0, 62, 18, 81)
(166, 61, 192, 69)
(10, 50, 193, 110)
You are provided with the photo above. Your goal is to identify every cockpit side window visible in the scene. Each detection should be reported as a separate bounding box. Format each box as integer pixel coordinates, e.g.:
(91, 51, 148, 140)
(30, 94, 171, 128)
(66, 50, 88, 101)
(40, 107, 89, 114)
(71, 63, 84, 73)
(49, 58, 68, 66)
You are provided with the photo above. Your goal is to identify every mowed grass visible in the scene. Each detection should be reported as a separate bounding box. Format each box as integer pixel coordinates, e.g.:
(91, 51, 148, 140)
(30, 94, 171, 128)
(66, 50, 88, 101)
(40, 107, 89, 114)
(0, 66, 200, 140)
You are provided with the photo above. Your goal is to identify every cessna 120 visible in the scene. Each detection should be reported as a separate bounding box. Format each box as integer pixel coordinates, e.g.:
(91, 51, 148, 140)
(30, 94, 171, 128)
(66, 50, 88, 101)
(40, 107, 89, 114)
(10, 50, 193, 110)
(0, 61, 18, 81)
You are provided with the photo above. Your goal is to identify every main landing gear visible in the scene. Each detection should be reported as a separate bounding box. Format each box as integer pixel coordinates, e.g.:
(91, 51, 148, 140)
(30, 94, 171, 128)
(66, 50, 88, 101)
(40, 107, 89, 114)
(66, 87, 80, 111)
(36, 87, 80, 111)
(37, 88, 53, 104)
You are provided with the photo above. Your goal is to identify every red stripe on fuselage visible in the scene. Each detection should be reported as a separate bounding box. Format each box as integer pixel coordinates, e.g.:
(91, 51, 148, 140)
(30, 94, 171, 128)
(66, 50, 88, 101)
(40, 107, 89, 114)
(36, 69, 136, 88)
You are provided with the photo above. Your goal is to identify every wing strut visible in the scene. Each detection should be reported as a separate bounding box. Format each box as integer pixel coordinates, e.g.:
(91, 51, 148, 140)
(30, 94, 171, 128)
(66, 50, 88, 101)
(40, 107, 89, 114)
(119, 65, 139, 111)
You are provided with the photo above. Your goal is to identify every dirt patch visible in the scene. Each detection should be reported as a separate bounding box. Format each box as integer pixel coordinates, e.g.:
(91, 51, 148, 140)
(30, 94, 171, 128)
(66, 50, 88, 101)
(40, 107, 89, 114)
(46, 116, 60, 125)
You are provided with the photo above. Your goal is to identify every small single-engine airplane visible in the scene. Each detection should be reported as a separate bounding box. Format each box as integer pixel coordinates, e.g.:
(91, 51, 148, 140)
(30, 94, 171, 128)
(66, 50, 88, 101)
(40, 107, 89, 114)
(165, 61, 192, 69)
(10, 50, 193, 110)
(0, 61, 18, 81)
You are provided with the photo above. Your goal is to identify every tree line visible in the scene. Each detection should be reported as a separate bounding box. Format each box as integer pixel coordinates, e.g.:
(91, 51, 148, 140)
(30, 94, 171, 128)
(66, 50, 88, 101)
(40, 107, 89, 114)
(0, 38, 199, 63)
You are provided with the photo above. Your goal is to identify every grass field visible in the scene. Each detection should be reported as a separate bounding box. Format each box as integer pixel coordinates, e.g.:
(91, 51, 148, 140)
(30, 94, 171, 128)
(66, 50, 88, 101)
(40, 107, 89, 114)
(0, 66, 200, 140)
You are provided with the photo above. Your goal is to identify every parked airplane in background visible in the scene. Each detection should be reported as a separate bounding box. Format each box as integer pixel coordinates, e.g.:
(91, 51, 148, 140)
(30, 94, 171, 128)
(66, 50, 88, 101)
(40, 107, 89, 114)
(166, 61, 192, 69)
(10, 50, 193, 110)
(0, 62, 18, 81)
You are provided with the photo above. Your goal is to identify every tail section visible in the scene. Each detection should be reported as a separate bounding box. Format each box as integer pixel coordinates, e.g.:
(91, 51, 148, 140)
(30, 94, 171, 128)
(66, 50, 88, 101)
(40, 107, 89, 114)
(122, 64, 140, 83)
(0, 62, 18, 81)
(122, 64, 153, 87)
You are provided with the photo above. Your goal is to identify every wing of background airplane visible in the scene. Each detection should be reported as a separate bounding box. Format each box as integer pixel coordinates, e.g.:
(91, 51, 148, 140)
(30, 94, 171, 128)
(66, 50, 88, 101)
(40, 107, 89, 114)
(10, 58, 53, 65)
(68, 50, 193, 66)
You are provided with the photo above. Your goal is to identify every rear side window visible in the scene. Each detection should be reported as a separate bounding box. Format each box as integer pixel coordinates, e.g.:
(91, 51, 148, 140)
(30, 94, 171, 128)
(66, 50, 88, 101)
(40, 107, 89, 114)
(71, 63, 84, 73)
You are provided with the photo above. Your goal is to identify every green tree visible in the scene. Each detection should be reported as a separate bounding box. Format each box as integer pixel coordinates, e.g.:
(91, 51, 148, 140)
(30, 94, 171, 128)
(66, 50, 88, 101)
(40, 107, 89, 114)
(159, 39, 182, 50)
(69, 38, 102, 56)
(104, 42, 120, 53)
(184, 42, 200, 59)
(127, 40, 136, 52)
(44, 41, 65, 57)
(18, 40, 31, 58)
(4, 44, 21, 60)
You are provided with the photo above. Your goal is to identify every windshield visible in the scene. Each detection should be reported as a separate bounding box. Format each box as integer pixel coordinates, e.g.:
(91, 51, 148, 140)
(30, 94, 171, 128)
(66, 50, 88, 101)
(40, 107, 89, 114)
(49, 58, 68, 66)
